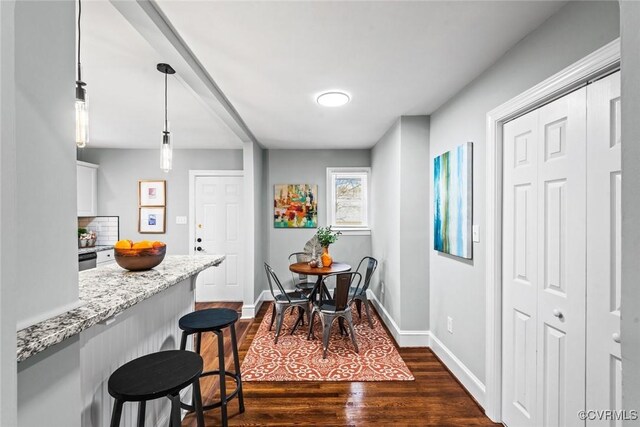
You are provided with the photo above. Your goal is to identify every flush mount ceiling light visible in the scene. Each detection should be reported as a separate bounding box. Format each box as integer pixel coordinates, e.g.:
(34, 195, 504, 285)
(317, 91, 350, 107)
(157, 63, 175, 173)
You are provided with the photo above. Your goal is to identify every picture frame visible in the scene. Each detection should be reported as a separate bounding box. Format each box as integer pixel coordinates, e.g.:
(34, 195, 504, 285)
(274, 184, 318, 228)
(139, 180, 166, 206)
(139, 207, 166, 234)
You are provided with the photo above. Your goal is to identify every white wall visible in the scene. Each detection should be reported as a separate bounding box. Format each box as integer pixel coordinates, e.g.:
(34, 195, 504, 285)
(266, 149, 372, 292)
(620, 2, 640, 421)
(15, 0, 79, 330)
(78, 148, 243, 254)
(371, 116, 430, 332)
(0, 1, 18, 425)
(428, 0, 619, 383)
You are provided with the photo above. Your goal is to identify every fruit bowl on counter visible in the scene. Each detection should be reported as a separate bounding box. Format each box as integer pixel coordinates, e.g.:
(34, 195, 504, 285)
(114, 240, 166, 271)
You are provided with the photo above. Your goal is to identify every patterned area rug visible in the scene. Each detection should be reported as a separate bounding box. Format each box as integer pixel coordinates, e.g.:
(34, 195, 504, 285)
(241, 303, 414, 381)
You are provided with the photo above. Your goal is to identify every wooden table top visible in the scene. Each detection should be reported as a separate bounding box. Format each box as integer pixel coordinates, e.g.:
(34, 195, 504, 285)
(289, 262, 351, 276)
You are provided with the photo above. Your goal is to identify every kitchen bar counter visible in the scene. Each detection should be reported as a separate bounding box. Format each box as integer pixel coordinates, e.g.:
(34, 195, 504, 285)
(78, 245, 113, 255)
(16, 255, 224, 362)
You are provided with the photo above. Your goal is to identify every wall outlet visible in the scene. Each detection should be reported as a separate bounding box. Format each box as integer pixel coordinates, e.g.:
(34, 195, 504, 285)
(176, 216, 187, 225)
(447, 316, 453, 334)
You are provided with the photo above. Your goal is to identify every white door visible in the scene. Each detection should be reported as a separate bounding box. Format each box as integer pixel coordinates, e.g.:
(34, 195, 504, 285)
(502, 87, 587, 427)
(586, 71, 622, 425)
(194, 175, 243, 301)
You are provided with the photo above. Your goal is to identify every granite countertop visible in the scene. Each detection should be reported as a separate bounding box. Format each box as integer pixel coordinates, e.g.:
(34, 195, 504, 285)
(78, 245, 114, 255)
(17, 255, 225, 362)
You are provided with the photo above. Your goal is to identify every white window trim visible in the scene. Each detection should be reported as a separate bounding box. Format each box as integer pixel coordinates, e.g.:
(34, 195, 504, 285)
(326, 167, 371, 235)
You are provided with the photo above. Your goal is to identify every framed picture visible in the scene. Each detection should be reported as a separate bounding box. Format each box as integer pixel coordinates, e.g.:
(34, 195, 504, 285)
(139, 207, 166, 234)
(274, 184, 318, 228)
(433, 142, 473, 259)
(139, 180, 166, 206)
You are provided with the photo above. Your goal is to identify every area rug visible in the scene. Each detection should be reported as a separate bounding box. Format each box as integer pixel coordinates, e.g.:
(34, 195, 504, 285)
(241, 303, 414, 381)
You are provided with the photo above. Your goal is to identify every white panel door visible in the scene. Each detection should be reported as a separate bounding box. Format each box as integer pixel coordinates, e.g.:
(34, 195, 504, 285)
(503, 108, 540, 427)
(194, 176, 243, 301)
(535, 88, 586, 427)
(502, 88, 587, 427)
(586, 71, 622, 425)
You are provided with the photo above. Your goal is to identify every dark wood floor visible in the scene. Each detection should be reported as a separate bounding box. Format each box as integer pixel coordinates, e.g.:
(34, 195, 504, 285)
(183, 302, 501, 426)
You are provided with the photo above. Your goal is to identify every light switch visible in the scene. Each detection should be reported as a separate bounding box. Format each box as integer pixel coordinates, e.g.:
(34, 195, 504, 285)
(176, 216, 187, 225)
(472, 225, 480, 243)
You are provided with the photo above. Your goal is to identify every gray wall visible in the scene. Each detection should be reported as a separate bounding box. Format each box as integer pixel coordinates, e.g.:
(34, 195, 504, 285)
(620, 2, 640, 421)
(428, 0, 619, 382)
(371, 116, 430, 331)
(15, 0, 78, 330)
(78, 148, 243, 255)
(266, 150, 372, 291)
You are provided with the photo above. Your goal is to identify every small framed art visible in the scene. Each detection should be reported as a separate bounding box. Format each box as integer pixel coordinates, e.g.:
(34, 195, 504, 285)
(139, 207, 166, 234)
(139, 180, 166, 206)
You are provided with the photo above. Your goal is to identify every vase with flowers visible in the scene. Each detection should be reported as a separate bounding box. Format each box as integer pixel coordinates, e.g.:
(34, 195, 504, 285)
(316, 226, 342, 267)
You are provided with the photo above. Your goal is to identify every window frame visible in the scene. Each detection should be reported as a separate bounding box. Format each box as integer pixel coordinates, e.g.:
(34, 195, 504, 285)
(326, 167, 371, 234)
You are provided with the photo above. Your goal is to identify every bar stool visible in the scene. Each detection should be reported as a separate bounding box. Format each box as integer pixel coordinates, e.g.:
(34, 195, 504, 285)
(108, 350, 205, 427)
(179, 308, 245, 427)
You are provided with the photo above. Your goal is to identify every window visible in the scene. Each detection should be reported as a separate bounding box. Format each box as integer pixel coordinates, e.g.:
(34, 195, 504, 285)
(327, 167, 370, 232)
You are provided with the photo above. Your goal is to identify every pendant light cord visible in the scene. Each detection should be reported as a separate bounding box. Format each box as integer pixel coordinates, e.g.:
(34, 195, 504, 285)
(77, 0, 82, 82)
(164, 71, 168, 132)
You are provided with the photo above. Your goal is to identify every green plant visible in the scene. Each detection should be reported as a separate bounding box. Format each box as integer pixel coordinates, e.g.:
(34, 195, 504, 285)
(316, 226, 342, 247)
(78, 227, 87, 238)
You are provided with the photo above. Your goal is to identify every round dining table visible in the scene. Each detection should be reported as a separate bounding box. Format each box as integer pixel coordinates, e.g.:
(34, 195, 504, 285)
(289, 261, 351, 302)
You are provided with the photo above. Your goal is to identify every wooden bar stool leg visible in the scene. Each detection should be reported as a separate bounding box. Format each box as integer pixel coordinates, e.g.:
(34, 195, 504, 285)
(216, 330, 228, 427)
(180, 331, 188, 351)
(110, 400, 123, 427)
(169, 394, 181, 427)
(230, 324, 245, 413)
(195, 332, 202, 354)
(137, 401, 146, 427)
(192, 376, 206, 427)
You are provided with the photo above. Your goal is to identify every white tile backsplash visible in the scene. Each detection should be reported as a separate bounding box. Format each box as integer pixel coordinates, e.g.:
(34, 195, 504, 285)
(78, 216, 119, 245)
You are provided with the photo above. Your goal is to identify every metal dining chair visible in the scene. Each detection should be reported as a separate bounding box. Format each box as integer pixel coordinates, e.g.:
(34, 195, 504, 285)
(288, 252, 316, 294)
(351, 256, 378, 328)
(264, 263, 310, 344)
(307, 272, 362, 358)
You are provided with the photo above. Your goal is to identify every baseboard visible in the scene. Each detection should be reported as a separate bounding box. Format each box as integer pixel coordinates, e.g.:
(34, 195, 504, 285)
(366, 290, 430, 347)
(241, 290, 272, 319)
(429, 332, 486, 407)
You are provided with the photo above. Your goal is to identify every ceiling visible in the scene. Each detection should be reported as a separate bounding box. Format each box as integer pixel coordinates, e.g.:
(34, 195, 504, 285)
(154, 0, 566, 149)
(85, 1, 567, 150)
(82, 1, 243, 149)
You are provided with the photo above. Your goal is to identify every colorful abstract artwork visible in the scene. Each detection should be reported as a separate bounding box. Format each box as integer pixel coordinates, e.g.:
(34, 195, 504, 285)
(274, 184, 318, 228)
(434, 142, 472, 259)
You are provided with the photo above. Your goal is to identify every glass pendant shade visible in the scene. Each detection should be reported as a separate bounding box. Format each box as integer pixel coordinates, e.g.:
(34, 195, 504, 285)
(160, 130, 173, 173)
(75, 87, 89, 148)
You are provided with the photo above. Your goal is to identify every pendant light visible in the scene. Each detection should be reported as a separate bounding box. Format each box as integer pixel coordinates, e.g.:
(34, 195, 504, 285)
(157, 63, 175, 173)
(75, 0, 89, 148)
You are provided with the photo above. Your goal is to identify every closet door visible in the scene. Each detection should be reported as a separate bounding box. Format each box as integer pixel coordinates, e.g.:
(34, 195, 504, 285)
(503, 109, 540, 427)
(586, 71, 622, 425)
(502, 87, 587, 427)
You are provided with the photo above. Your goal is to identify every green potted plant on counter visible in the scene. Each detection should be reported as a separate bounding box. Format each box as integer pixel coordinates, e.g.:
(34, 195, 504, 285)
(316, 226, 342, 267)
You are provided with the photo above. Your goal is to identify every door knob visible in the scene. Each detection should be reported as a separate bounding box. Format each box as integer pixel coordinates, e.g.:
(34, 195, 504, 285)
(613, 332, 621, 343)
(552, 309, 563, 319)
(196, 246, 203, 252)
(196, 238, 202, 243)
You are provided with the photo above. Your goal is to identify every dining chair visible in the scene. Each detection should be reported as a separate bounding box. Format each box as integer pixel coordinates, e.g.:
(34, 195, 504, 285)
(351, 256, 378, 328)
(307, 272, 362, 358)
(264, 263, 310, 344)
(288, 252, 315, 294)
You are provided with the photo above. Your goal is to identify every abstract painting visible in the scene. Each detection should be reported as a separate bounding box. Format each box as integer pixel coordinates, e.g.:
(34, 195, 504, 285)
(434, 142, 472, 259)
(274, 184, 318, 228)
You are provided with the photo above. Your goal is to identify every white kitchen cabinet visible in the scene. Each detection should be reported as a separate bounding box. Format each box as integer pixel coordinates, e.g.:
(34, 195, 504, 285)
(77, 161, 98, 217)
(96, 249, 115, 266)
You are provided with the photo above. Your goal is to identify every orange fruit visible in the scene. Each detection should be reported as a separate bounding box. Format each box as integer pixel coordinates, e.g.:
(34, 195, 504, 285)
(114, 240, 133, 249)
(152, 241, 166, 248)
(132, 241, 153, 250)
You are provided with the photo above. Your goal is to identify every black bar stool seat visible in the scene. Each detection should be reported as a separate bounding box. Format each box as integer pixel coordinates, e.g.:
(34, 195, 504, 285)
(108, 350, 205, 427)
(179, 308, 245, 427)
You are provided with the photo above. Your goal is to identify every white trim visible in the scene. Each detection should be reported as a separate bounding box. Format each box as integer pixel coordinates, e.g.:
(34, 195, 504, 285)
(484, 39, 620, 422)
(241, 290, 272, 319)
(76, 160, 99, 169)
(326, 166, 371, 230)
(366, 290, 430, 347)
(429, 333, 486, 407)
